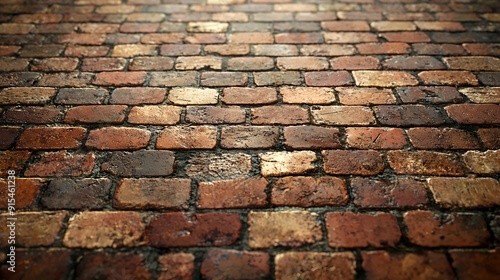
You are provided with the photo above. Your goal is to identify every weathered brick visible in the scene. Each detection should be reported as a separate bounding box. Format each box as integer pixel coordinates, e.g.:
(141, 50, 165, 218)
(445, 104, 500, 124)
(0, 178, 43, 209)
(19, 44, 64, 57)
(478, 128, 500, 149)
(147, 212, 241, 247)
(65, 105, 127, 124)
(382, 56, 445, 70)
(326, 212, 401, 248)
(81, 58, 126, 72)
(41, 178, 111, 210)
(412, 43, 467, 55)
(477, 72, 500, 86)
(381, 31, 430, 42)
(0, 23, 34, 34)
(24, 151, 94, 177)
(38, 72, 94, 87)
(356, 42, 411, 54)
(54, 34, 106, 45)
(450, 250, 500, 280)
(254, 71, 301, 86)
(275, 252, 356, 280)
(444, 56, 500, 71)
(229, 32, 273, 43)
(187, 22, 228, 33)
(330, 56, 380, 70)
(101, 150, 175, 177)
(176, 56, 222, 70)
(463, 43, 500, 56)
(275, 32, 323, 43)
(31, 58, 79, 72)
(301, 44, 356, 56)
(198, 178, 268, 209)
(212, 12, 249, 22)
(396, 86, 463, 104)
(362, 251, 454, 280)
(55, 88, 107, 105)
(186, 153, 252, 180)
(254, 12, 293, 22)
(227, 57, 274, 71)
(114, 178, 191, 210)
(0, 45, 21, 56)
(337, 87, 396, 105)
(156, 126, 217, 149)
(2, 106, 61, 125)
(321, 20, 370, 31)
(168, 87, 218, 105)
(16, 127, 86, 150)
(459, 87, 500, 103)
(86, 127, 151, 150)
(205, 44, 250, 55)
(186, 106, 246, 124)
(128, 56, 173, 71)
(418, 70, 479, 86)
(285, 126, 340, 150)
(119, 22, 159, 33)
(463, 150, 500, 174)
(259, 151, 316, 177)
(353, 71, 418, 87)
(200, 72, 248, 87)
(161, 44, 201, 55)
(281, 87, 336, 104)
(158, 253, 195, 280)
(221, 126, 279, 149)
(346, 127, 407, 149)
(184, 33, 226, 44)
(96, 4, 136, 14)
(311, 106, 376, 126)
(222, 87, 277, 105)
(253, 44, 298, 56)
(0, 249, 72, 280)
(251, 106, 309, 125)
(76, 252, 151, 280)
(151, 71, 197, 87)
(201, 249, 269, 280)
(0, 57, 29, 71)
(64, 45, 110, 57)
(371, 21, 417, 31)
(128, 105, 182, 125)
(337, 12, 383, 20)
(324, 32, 377, 43)
(110, 87, 165, 105)
(388, 151, 466, 176)
(0, 87, 55, 105)
(93, 71, 146, 86)
(323, 150, 384, 176)
(374, 105, 447, 126)
(248, 211, 322, 248)
(0, 126, 20, 150)
(304, 71, 354, 86)
(0, 72, 40, 87)
(404, 210, 490, 247)
(271, 176, 348, 207)
(277, 57, 329, 70)
(408, 127, 481, 149)
(0, 151, 31, 176)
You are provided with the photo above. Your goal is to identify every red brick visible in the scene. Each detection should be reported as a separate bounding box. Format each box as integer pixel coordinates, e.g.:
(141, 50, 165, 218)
(330, 56, 379, 70)
(353, 71, 418, 87)
(2, 106, 63, 124)
(222, 87, 277, 105)
(388, 151, 466, 176)
(229, 32, 273, 43)
(156, 126, 216, 149)
(254, 44, 298, 56)
(147, 212, 241, 247)
(200, 71, 248, 86)
(382, 55, 445, 70)
(275, 252, 355, 280)
(0, 126, 20, 150)
(450, 250, 500, 280)
(271, 176, 348, 207)
(324, 32, 377, 43)
(408, 127, 481, 149)
(259, 151, 316, 177)
(16, 127, 86, 150)
(277, 57, 328, 70)
(128, 105, 181, 125)
(445, 104, 500, 124)
(321, 20, 370, 31)
(381, 31, 430, 42)
(284, 126, 341, 149)
(396, 86, 464, 104)
(161, 44, 201, 55)
(463, 150, 500, 174)
(114, 178, 191, 210)
(64, 211, 145, 248)
(158, 253, 195, 280)
(65, 105, 127, 124)
(101, 150, 175, 177)
(81, 58, 127, 71)
(300, 44, 356, 56)
(304, 71, 354, 86)
(436, 12, 481, 21)
(374, 105, 447, 126)
(326, 212, 401, 248)
(311, 106, 376, 125)
(281, 87, 336, 104)
(346, 127, 407, 149)
(337, 87, 396, 105)
(86, 127, 151, 150)
(254, 71, 301, 86)
(227, 57, 274, 71)
(251, 105, 309, 125)
(186, 153, 252, 181)
(0, 151, 31, 176)
(201, 249, 269, 280)
(221, 126, 279, 149)
(418, 70, 479, 86)
(186, 106, 245, 124)
(323, 150, 384, 175)
(478, 128, 500, 148)
(0, 178, 43, 209)
(24, 151, 94, 177)
(110, 87, 165, 105)
(198, 178, 268, 209)
(404, 210, 490, 247)
(0, 87, 56, 104)
(93, 71, 147, 86)
(362, 251, 454, 280)
(275, 32, 323, 43)
(205, 44, 250, 55)
(412, 43, 467, 55)
(248, 211, 322, 248)
(76, 252, 151, 280)
(0, 249, 72, 280)
(463, 43, 500, 56)
(0, 45, 21, 56)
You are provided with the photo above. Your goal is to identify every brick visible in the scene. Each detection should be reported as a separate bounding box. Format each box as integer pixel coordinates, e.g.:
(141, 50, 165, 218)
(414, 21, 465, 31)
(184, 33, 226, 44)
(86, 127, 150, 150)
(18, 44, 64, 57)
(13, 13, 62, 23)
(418, 70, 478, 86)
(259, 151, 316, 177)
(297, 11, 337, 21)
(0, 23, 34, 34)
(186, 153, 252, 180)
(346, 127, 407, 149)
(408, 127, 481, 149)
(248, 211, 322, 248)
(127, 13, 165, 22)
(128, 57, 173, 71)
(2, 106, 62, 124)
(330, 56, 379, 70)
(276, 252, 355, 280)
(445, 104, 500, 124)
(205, 44, 250, 55)
(388, 151, 466, 176)
(381, 31, 431, 42)
(323, 150, 384, 175)
(212, 12, 249, 22)
(176, 56, 222, 70)
(114, 178, 191, 210)
(93, 71, 146, 86)
(251, 105, 308, 125)
(201, 249, 269, 280)
(304, 71, 354, 86)
(371, 21, 416, 31)
(459, 87, 500, 103)
(0, 211, 66, 247)
(478, 128, 500, 148)
(492, 217, 500, 241)
(0, 87, 55, 104)
(24, 151, 94, 177)
(337, 12, 382, 21)
(374, 105, 447, 126)
(277, 57, 329, 70)
(477, 72, 500, 86)
(229, 32, 273, 43)
(198, 178, 268, 209)
(253, 44, 298, 56)
(274, 22, 320, 32)
(0, 151, 31, 176)
(436, 13, 481, 21)
(187, 22, 228, 33)
(281, 87, 335, 104)
(64, 211, 145, 248)
(284, 126, 341, 149)
(275, 32, 323, 43)
(311, 106, 376, 125)
(450, 251, 500, 280)
(357, 42, 411, 54)
(324, 32, 377, 43)
(101, 150, 175, 177)
(254, 71, 301, 86)
(404, 211, 489, 247)
(65, 105, 127, 124)
(301, 44, 356, 56)
(353, 71, 418, 87)
(396, 86, 464, 104)
(157, 126, 217, 149)
(271, 176, 348, 207)
(200, 72, 248, 86)
(0, 72, 40, 87)
(147, 212, 241, 247)
(16, 127, 86, 150)
(222, 87, 277, 105)
(54, 34, 106, 45)
(186, 106, 246, 124)
(463, 43, 500, 56)
(0, 126, 20, 150)
(0, 45, 20, 56)
(76, 252, 151, 280)
(0, 57, 29, 71)
(119, 22, 159, 33)
(158, 253, 195, 280)
(81, 58, 126, 71)
(352, 177, 428, 208)
(37, 72, 94, 87)
(362, 251, 454, 280)
(326, 212, 401, 248)
(337, 87, 396, 105)
(463, 150, 500, 174)
(55, 88, 106, 105)
(382, 56, 445, 70)
(443, 56, 500, 71)
(168, 87, 218, 105)
(128, 105, 180, 125)
(111, 44, 157, 57)
(0, 249, 72, 280)
(41, 178, 111, 210)
(254, 12, 293, 22)
(161, 44, 201, 55)
(412, 43, 467, 55)
(227, 57, 274, 71)
(221, 126, 279, 149)
(321, 20, 370, 31)
(385, 12, 434, 21)
(110, 87, 165, 105)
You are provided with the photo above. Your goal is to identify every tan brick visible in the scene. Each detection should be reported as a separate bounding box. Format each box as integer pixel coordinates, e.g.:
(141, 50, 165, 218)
(346, 127, 408, 149)
(301, 44, 356, 56)
(186, 106, 246, 124)
(353, 71, 418, 87)
(253, 44, 298, 56)
(197, 178, 268, 209)
(222, 87, 277, 105)
(330, 56, 380, 70)
(337, 87, 396, 105)
(0, 23, 34, 34)
(93, 71, 147, 86)
(175, 56, 222, 70)
(418, 71, 479, 86)
(212, 12, 249, 22)
(229, 32, 273, 43)
(205, 44, 250, 55)
(186, 153, 252, 181)
(184, 33, 225, 44)
(251, 105, 309, 125)
(254, 71, 301, 86)
(129, 56, 174, 71)
(221, 126, 279, 149)
(459, 87, 500, 103)
(86, 127, 151, 150)
(463, 150, 500, 174)
(128, 105, 181, 125)
(111, 44, 156, 57)
(276, 252, 356, 280)
(201, 71, 248, 87)
(187, 22, 228, 32)
(371, 21, 417, 31)
(277, 57, 329, 70)
(227, 57, 274, 71)
(321, 20, 370, 31)
(304, 71, 354, 86)
(311, 106, 376, 125)
(324, 32, 377, 43)
(259, 151, 316, 177)
(156, 126, 217, 149)
(168, 87, 218, 105)
(281, 87, 335, 104)
(415, 21, 465, 31)
(323, 150, 385, 176)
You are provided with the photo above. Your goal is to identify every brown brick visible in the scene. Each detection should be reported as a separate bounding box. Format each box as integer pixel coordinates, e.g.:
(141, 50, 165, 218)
(463, 150, 500, 174)
(446, 104, 500, 124)
(254, 44, 298, 56)
(229, 32, 273, 43)
(221, 126, 279, 149)
(275, 252, 356, 280)
(0, 178, 43, 209)
(120, 22, 159, 33)
(408, 127, 481, 149)
(382, 56, 445, 70)
(322, 20, 370, 31)
(304, 71, 354, 86)
(158, 253, 195, 280)
(198, 178, 268, 209)
(381, 31, 430, 42)
(186, 106, 246, 124)
(81, 58, 126, 71)
(248, 211, 322, 248)
(24, 151, 94, 177)
(0, 87, 55, 105)
(404, 211, 489, 247)
(450, 250, 500, 280)
(31, 58, 78, 72)
(324, 32, 377, 43)
(110, 87, 165, 105)
(337, 11, 383, 20)
(227, 57, 274, 71)
(16, 127, 86, 150)
(55, 88, 107, 105)
(459, 87, 500, 103)
(147, 212, 241, 247)
(114, 178, 191, 210)
(19, 44, 64, 57)
(277, 57, 329, 70)
(65, 105, 127, 124)
(128, 105, 181, 125)
(140, 33, 185, 44)
(251, 106, 309, 125)
(330, 56, 379, 70)
(326, 212, 401, 248)
(186, 153, 252, 180)
(353, 71, 418, 87)
(0, 249, 72, 280)
(0, 126, 20, 150)
(357, 42, 411, 54)
(0, 23, 34, 34)
(0, 212, 67, 247)
(205, 44, 250, 56)
(254, 71, 301, 86)
(388, 151, 466, 176)
(259, 151, 316, 177)
(311, 106, 376, 126)
(0, 72, 40, 87)
(54, 34, 106, 45)
(477, 72, 500, 86)
(157, 126, 217, 149)
(396, 86, 464, 104)
(222, 87, 277, 105)
(352, 177, 428, 209)
(337, 87, 396, 105)
(374, 105, 447, 126)
(0, 151, 31, 176)
(93, 71, 146, 86)
(275, 32, 323, 43)
(37, 72, 94, 87)
(201, 249, 270, 280)
(281, 87, 336, 104)
(346, 127, 408, 149)
(101, 150, 175, 177)
(418, 70, 479, 86)
(478, 128, 500, 148)
(161, 44, 201, 55)
(2, 106, 63, 124)
(271, 176, 348, 207)
(64, 45, 110, 57)
(284, 126, 341, 149)
(463, 43, 500, 56)
(0, 45, 21, 56)
(412, 43, 467, 55)
(323, 150, 384, 176)
(414, 21, 465, 32)
(128, 57, 173, 71)
(176, 56, 222, 70)
(362, 251, 454, 280)
(0, 57, 29, 71)
(168, 87, 218, 105)
(42, 178, 111, 210)
(76, 252, 151, 280)
(301, 44, 356, 56)
(184, 33, 226, 44)
(86, 127, 150, 150)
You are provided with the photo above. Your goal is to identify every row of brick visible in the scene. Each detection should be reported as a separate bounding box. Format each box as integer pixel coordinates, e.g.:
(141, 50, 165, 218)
(2, 248, 499, 280)
(1, 176, 499, 210)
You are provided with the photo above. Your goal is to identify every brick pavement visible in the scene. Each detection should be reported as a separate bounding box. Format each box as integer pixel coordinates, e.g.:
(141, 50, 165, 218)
(0, 0, 499, 279)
